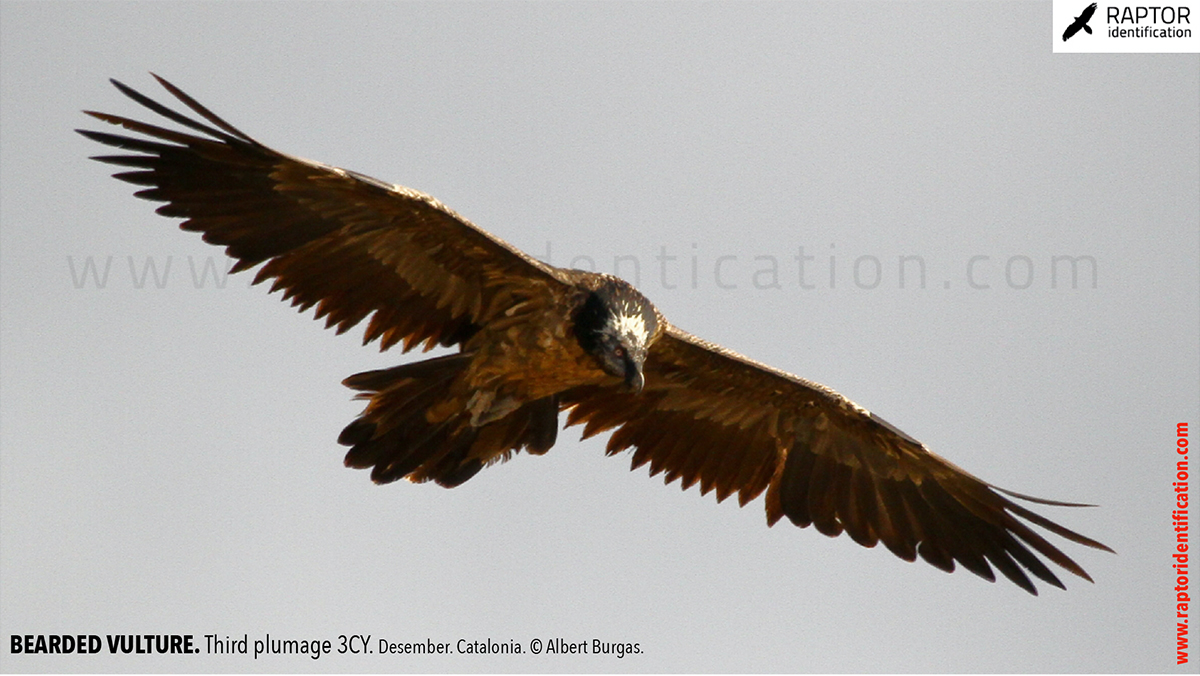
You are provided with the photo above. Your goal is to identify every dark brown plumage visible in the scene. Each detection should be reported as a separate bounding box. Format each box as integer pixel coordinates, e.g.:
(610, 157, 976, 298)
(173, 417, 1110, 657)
(80, 75, 1111, 595)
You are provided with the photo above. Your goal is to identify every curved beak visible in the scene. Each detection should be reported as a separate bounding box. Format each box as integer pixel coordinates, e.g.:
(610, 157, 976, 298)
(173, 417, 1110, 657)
(624, 365, 645, 393)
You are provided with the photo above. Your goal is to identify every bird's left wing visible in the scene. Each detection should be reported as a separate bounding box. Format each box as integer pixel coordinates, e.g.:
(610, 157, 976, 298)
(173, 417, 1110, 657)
(78, 75, 571, 352)
(561, 324, 1111, 594)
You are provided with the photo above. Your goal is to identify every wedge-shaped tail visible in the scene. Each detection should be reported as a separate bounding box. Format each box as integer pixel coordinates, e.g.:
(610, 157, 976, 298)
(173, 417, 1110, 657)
(340, 354, 559, 487)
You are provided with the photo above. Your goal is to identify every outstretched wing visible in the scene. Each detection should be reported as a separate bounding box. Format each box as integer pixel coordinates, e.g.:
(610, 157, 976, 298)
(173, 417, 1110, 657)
(78, 75, 570, 351)
(561, 324, 1111, 594)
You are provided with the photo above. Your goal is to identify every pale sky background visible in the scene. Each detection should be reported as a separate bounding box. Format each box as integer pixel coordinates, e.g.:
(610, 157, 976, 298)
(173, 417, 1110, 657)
(1, 1, 1198, 673)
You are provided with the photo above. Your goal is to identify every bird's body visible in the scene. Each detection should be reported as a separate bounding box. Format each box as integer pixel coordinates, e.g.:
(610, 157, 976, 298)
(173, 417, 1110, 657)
(80, 75, 1111, 594)
(339, 270, 661, 485)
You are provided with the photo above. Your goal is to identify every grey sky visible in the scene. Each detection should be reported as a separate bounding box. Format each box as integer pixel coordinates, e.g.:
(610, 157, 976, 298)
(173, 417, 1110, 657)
(1, 1, 1197, 672)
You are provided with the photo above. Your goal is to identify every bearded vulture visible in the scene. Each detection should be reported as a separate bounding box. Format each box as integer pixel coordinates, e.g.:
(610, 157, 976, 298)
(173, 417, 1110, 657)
(78, 75, 1111, 594)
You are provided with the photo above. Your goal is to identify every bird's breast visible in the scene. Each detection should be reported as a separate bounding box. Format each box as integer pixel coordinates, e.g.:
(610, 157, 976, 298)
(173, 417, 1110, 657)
(465, 302, 612, 404)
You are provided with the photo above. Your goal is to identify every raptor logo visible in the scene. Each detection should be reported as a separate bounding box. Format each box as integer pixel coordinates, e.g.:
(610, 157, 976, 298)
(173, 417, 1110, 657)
(1063, 2, 1099, 40)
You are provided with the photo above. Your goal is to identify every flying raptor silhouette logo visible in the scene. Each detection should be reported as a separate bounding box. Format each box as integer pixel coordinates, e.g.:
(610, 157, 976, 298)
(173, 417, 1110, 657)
(1063, 2, 1098, 41)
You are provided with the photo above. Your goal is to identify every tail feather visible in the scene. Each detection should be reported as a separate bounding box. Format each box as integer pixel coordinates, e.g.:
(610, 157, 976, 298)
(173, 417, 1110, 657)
(339, 354, 562, 487)
(343, 354, 468, 392)
(525, 395, 559, 454)
(419, 431, 485, 488)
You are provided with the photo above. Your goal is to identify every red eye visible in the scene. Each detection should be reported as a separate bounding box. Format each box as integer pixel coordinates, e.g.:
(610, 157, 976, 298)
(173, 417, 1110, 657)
(614, 347, 625, 357)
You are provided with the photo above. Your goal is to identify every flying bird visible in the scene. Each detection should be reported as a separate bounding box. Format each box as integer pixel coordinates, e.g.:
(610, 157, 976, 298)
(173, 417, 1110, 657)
(79, 75, 1110, 594)
(1063, 2, 1098, 41)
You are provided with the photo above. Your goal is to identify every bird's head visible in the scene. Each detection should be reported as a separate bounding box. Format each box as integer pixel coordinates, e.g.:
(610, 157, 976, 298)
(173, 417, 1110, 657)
(574, 277, 660, 393)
